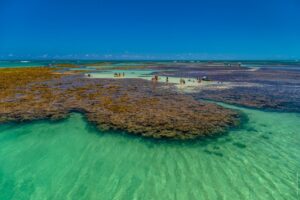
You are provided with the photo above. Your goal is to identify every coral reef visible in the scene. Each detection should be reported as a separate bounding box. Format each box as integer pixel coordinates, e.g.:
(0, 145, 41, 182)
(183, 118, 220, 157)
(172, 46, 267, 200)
(153, 64, 300, 112)
(0, 67, 240, 139)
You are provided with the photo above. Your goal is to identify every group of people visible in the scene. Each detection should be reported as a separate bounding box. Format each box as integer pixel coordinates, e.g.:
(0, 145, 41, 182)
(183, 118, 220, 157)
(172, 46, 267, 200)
(151, 75, 159, 81)
(179, 78, 186, 85)
(114, 72, 125, 77)
(196, 77, 203, 83)
(88, 72, 212, 85)
(151, 75, 206, 85)
(152, 75, 169, 83)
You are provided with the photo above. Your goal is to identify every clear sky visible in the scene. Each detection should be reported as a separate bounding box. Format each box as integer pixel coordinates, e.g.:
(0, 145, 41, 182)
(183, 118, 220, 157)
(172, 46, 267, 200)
(0, 0, 299, 60)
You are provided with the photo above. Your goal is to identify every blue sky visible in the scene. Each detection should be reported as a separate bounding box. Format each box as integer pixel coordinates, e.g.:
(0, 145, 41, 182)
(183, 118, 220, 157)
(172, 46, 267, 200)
(0, 0, 299, 60)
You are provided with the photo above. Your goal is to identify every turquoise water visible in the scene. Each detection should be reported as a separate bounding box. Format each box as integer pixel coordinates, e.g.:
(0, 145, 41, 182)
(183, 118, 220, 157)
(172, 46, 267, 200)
(0, 61, 45, 68)
(0, 105, 299, 199)
(85, 63, 145, 69)
(87, 69, 158, 79)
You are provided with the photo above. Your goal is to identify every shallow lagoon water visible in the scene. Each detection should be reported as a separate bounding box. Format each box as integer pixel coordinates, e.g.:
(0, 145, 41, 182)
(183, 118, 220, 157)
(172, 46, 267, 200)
(0, 104, 299, 199)
(0, 61, 45, 68)
(87, 69, 157, 79)
(86, 69, 211, 87)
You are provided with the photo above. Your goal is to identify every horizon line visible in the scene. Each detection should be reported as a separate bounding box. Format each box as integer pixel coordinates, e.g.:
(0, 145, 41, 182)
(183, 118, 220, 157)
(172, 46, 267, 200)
(1, 59, 300, 62)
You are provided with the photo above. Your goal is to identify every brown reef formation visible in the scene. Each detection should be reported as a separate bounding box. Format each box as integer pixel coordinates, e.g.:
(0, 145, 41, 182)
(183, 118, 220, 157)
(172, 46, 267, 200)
(0, 68, 241, 139)
(155, 63, 300, 112)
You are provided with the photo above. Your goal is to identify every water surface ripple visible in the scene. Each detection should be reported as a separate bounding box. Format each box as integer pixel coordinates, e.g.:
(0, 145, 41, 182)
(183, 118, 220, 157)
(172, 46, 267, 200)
(0, 105, 299, 199)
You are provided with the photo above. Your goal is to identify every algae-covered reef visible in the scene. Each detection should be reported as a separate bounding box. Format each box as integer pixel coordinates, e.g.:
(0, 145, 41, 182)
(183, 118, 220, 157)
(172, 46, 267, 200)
(0, 67, 240, 139)
(155, 63, 300, 112)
